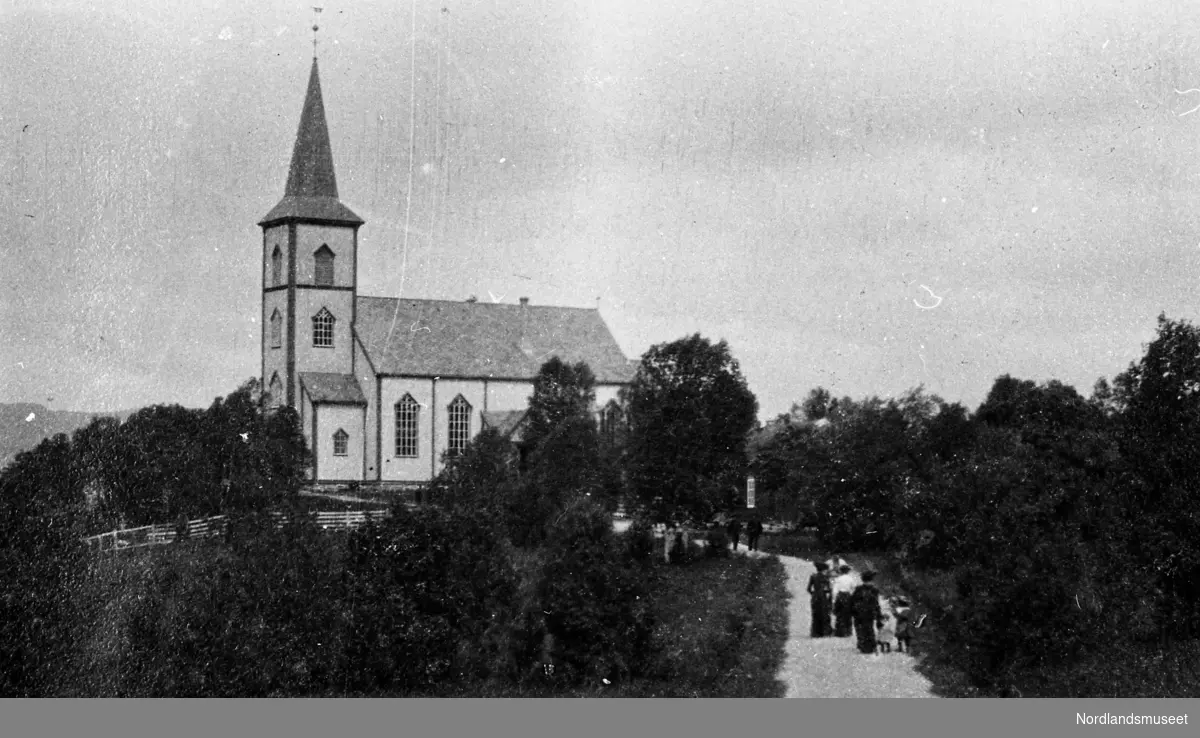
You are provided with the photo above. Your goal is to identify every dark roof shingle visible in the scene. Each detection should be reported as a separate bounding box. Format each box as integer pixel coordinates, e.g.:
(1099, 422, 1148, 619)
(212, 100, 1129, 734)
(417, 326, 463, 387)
(481, 409, 529, 440)
(299, 373, 367, 405)
(354, 297, 634, 384)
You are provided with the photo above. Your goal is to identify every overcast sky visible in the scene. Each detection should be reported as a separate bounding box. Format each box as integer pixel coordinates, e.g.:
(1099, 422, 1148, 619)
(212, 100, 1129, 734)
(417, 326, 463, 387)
(5, 0, 1200, 419)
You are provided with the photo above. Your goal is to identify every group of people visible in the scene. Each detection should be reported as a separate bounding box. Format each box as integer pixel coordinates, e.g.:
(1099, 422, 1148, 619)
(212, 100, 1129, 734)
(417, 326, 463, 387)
(805, 558, 913, 654)
(726, 517, 764, 551)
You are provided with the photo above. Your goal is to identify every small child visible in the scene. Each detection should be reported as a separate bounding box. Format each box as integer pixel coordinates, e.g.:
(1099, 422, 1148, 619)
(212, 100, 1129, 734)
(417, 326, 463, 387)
(893, 597, 913, 653)
(876, 595, 896, 653)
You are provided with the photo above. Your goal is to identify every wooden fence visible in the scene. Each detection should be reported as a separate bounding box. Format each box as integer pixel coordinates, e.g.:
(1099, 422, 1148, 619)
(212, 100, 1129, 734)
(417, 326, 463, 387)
(82, 510, 392, 553)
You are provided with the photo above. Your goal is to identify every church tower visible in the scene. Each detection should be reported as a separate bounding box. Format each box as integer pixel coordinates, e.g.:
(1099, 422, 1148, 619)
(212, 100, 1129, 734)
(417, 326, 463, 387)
(259, 57, 363, 408)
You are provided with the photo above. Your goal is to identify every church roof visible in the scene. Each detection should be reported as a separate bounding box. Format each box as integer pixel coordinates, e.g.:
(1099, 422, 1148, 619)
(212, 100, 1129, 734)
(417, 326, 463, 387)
(260, 58, 362, 227)
(354, 296, 636, 384)
(299, 372, 367, 405)
(481, 409, 530, 441)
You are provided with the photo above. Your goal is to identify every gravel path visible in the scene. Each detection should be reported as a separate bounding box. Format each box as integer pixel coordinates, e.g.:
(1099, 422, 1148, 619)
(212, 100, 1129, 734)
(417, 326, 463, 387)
(737, 543, 938, 698)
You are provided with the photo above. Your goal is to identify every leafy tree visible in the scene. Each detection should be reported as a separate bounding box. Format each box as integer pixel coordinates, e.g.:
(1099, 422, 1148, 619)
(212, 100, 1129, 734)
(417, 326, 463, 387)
(504, 359, 616, 546)
(1109, 315, 1200, 638)
(430, 427, 518, 521)
(0, 435, 89, 696)
(508, 413, 606, 547)
(625, 334, 758, 525)
(533, 500, 656, 684)
(800, 386, 834, 422)
(525, 357, 597, 452)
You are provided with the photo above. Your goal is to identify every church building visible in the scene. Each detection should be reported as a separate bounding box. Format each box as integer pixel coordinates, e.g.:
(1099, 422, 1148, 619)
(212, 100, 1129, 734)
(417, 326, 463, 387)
(259, 58, 633, 486)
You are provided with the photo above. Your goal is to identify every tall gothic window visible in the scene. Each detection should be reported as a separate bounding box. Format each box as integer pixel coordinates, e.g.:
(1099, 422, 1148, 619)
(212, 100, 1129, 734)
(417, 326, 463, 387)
(447, 395, 472, 457)
(270, 309, 282, 349)
(314, 244, 334, 286)
(333, 428, 349, 456)
(268, 372, 283, 408)
(395, 394, 419, 457)
(600, 400, 623, 445)
(271, 245, 283, 286)
(312, 307, 335, 347)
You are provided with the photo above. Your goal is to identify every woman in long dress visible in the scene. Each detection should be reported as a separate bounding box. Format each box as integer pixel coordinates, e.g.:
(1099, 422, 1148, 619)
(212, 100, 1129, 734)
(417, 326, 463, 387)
(851, 570, 884, 654)
(806, 561, 833, 637)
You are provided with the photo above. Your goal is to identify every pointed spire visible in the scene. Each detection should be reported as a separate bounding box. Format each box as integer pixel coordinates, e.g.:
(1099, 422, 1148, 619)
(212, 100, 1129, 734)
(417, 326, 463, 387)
(260, 57, 362, 227)
(286, 58, 338, 198)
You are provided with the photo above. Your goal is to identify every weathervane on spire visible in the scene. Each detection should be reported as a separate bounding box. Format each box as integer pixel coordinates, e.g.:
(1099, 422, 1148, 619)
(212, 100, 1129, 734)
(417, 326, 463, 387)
(312, 6, 323, 58)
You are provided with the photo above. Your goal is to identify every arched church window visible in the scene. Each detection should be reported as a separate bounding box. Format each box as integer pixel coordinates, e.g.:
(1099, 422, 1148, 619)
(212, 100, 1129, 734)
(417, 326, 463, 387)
(312, 308, 335, 347)
(268, 372, 283, 408)
(601, 400, 623, 445)
(314, 245, 335, 286)
(447, 395, 472, 457)
(270, 309, 282, 349)
(395, 394, 420, 457)
(333, 428, 349, 457)
(271, 245, 283, 286)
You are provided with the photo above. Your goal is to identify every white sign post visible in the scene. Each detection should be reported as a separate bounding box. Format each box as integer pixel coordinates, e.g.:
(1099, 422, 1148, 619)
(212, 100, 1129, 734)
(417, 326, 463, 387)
(746, 475, 756, 509)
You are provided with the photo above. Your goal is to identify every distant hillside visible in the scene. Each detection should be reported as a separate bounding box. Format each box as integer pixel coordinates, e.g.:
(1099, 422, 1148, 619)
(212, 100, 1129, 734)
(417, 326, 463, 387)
(0, 403, 132, 471)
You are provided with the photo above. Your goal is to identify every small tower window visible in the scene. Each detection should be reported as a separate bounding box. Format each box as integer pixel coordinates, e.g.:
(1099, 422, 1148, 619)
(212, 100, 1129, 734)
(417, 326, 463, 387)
(271, 245, 283, 286)
(333, 428, 349, 456)
(268, 372, 284, 408)
(312, 307, 335, 347)
(270, 309, 282, 349)
(447, 395, 472, 457)
(314, 245, 334, 286)
(395, 394, 420, 457)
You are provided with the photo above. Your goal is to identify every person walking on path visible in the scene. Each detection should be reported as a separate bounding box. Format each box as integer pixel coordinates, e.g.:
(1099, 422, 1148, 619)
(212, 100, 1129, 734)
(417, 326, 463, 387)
(807, 561, 834, 637)
(893, 597, 913, 653)
(727, 517, 743, 551)
(831, 563, 861, 637)
(851, 570, 885, 654)
(746, 518, 764, 551)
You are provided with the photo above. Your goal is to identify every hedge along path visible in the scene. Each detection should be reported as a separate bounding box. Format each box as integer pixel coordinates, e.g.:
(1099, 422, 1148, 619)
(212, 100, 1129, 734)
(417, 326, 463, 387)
(733, 543, 937, 698)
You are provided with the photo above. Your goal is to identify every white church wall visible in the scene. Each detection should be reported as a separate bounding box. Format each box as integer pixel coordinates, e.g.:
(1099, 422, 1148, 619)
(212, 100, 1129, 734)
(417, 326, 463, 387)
(295, 224, 356, 286)
(354, 335, 379, 480)
(299, 386, 313, 480)
(378, 377, 435, 482)
(484, 380, 534, 412)
(431, 379, 488, 477)
(594, 384, 624, 407)
(262, 291, 289, 403)
(293, 289, 355, 374)
(314, 404, 365, 481)
(262, 225, 288, 287)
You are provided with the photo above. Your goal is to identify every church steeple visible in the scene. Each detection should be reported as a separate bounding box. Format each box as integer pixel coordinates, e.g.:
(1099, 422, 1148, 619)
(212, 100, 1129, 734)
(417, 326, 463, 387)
(286, 58, 339, 199)
(259, 57, 362, 226)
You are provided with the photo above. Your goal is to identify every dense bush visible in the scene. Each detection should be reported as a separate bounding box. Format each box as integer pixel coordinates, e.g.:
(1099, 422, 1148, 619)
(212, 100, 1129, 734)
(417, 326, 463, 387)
(624, 517, 658, 563)
(0, 435, 91, 697)
(534, 501, 656, 684)
(119, 512, 344, 697)
(704, 528, 731, 559)
(340, 504, 520, 692)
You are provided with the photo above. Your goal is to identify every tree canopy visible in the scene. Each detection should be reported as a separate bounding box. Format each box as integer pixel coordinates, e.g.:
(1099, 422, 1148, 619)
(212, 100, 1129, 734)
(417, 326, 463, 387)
(624, 334, 758, 525)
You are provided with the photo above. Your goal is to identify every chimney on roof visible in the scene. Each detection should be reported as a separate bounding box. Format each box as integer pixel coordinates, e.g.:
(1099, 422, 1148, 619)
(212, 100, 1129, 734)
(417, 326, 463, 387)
(517, 297, 534, 357)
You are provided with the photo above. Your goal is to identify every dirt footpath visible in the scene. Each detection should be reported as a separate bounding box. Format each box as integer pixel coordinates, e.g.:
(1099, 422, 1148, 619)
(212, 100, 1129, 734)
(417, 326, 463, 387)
(739, 544, 938, 698)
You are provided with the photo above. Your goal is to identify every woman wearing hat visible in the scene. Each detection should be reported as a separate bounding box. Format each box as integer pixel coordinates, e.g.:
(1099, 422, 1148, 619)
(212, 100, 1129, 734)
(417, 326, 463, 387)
(850, 570, 884, 654)
(807, 561, 834, 637)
